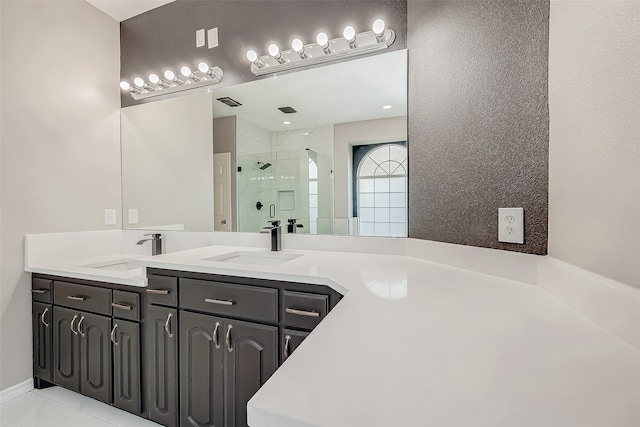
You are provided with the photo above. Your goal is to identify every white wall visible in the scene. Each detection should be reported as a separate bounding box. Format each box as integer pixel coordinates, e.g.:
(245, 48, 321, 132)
(548, 1, 640, 288)
(0, 1, 121, 391)
(121, 91, 214, 231)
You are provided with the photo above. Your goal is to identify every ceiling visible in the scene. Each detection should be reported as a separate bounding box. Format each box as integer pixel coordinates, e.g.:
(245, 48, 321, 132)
(212, 49, 408, 133)
(86, 0, 174, 22)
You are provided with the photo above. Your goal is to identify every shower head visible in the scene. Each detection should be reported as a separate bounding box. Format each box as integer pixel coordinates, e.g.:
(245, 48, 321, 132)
(258, 161, 272, 170)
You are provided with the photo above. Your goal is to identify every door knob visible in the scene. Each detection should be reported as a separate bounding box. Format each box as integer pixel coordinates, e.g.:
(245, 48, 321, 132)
(221, 220, 227, 224)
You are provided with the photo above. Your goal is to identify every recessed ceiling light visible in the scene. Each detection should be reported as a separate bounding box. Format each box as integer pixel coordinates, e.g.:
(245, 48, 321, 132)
(283, 121, 291, 125)
(382, 105, 392, 110)
(302, 132, 310, 136)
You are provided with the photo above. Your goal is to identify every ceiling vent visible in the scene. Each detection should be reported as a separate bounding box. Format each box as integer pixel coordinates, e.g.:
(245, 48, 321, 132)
(278, 106, 298, 114)
(217, 97, 242, 107)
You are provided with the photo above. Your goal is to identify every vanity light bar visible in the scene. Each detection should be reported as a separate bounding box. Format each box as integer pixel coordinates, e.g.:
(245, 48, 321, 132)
(247, 19, 396, 76)
(120, 63, 224, 100)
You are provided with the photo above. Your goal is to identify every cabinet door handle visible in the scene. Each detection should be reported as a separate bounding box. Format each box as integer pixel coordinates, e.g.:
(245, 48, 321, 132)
(31, 289, 48, 294)
(284, 335, 291, 359)
(77, 316, 85, 337)
(164, 312, 173, 338)
(41, 307, 49, 327)
(204, 298, 234, 306)
(285, 308, 320, 317)
(213, 322, 221, 349)
(70, 314, 78, 335)
(67, 295, 86, 302)
(146, 289, 169, 295)
(111, 303, 132, 311)
(110, 324, 118, 345)
(225, 324, 233, 352)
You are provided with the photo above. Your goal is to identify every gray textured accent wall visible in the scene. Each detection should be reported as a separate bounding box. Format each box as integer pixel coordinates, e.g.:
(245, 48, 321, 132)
(120, 0, 407, 108)
(407, 0, 549, 255)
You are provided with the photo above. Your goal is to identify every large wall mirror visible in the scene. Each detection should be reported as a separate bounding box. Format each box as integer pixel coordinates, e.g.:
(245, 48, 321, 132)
(121, 49, 407, 236)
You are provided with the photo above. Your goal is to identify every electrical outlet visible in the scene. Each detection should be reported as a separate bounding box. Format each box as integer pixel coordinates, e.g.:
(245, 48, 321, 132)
(196, 29, 205, 47)
(128, 209, 139, 225)
(104, 209, 117, 226)
(498, 207, 524, 244)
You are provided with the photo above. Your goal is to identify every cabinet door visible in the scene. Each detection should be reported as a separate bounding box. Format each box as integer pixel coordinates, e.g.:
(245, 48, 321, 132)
(147, 306, 179, 427)
(79, 312, 112, 404)
(53, 306, 80, 392)
(281, 329, 309, 364)
(112, 319, 141, 415)
(224, 320, 277, 427)
(179, 311, 224, 427)
(33, 302, 53, 382)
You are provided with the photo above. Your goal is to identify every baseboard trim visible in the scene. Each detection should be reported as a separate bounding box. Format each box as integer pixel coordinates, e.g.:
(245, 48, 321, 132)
(0, 379, 33, 405)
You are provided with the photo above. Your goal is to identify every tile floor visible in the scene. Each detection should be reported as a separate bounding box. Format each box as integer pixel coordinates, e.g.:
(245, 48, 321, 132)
(0, 386, 161, 427)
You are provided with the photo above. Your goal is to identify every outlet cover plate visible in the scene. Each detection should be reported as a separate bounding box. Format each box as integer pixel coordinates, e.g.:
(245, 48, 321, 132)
(196, 29, 205, 47)
(498, 207, 524, 244)
(128, 209, 139, 225)
(104, 209, 117, 226)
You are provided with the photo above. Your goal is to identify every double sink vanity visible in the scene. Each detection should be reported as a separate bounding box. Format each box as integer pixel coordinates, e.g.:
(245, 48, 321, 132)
(25, 230, 640, 427)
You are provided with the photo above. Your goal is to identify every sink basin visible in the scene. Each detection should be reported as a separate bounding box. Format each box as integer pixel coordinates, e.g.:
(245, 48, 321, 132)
(202, 251, 301, 266)
(83, 260, 141, 271)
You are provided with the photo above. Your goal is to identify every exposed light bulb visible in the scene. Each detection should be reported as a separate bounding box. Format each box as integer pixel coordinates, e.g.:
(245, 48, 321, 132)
(198, 62, 209, 73)
(292, 38, 304, 52)
(316, 32, 329, 47)
(343, 25, 356, 42)
(246, 50, 258, 62)
(268, 43, 280, 57)
(372, 18, 386, 35)
(133, 77, 145, 88)
(148, 73, 160, 84)
(164, 70, 175, 80)
(119, 81, 131, 91)
(180, 66, 192, 77)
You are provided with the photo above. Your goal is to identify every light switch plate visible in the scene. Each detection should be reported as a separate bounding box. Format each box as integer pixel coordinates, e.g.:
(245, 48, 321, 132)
(128, 209, 139, 225)
(196, 29, 205, 47)
(104, 209, 117, 226)
(498, 207, 524, 244)
(207, 27, 218, 48)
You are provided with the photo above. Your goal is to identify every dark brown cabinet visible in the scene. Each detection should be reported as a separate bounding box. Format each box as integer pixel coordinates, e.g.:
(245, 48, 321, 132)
(32, 302, 53, 383)
(112, 319, 141, 415)
(147, 305, 179, 427)
(281, 328, 310, 363)
(33, 277, 143, 415)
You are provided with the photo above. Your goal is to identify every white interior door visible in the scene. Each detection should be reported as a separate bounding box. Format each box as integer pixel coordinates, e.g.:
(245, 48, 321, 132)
(213, 153, 232, 231)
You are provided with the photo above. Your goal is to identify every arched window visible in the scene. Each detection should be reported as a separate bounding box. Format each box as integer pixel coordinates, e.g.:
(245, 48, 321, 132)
(357, 144, 407, 237)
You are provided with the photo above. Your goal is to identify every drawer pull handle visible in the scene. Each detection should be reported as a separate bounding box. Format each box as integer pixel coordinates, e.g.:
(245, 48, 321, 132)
(77, 316, 85, 337)
(31, 289, 48, 294)
(110, 324, 118, 345)
(284, 335, 291, 359)
(213, 322, 221, 349)
(204, 298, 234, 306)
(67, 295, 86, 302)
(164, 313, 173, 338)
(285, 308, 320, 318)
(146, 289, 170, 295)
(226, 324, 233, 352)
(41, 308, 49, 327)
(70, 314, 78, 335)
(111, 303, 132, 311)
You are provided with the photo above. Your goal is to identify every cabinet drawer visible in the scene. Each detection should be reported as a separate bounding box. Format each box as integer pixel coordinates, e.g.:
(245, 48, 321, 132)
(112, 290, 140, 321)
(54, 282, 111, 316)
(32, 278, 53, 303)
(146, 275, 178, 306)
(281, 290, 328, 330)
(180, 278, 278, 324)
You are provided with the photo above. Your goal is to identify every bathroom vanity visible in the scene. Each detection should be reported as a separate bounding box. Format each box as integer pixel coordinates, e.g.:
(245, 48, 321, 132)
(30, 264, 341, 427)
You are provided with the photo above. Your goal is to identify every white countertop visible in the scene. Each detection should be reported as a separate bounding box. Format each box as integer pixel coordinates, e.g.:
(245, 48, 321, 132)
(134, 245, 640, 427)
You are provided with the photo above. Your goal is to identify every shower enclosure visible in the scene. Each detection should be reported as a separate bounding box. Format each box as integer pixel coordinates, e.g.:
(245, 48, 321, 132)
(237, 149, 333, 234)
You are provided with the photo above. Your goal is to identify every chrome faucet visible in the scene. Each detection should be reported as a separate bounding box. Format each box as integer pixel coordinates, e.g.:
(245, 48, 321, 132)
(260, 220, 282, 251)
(136, 233, 163, 256)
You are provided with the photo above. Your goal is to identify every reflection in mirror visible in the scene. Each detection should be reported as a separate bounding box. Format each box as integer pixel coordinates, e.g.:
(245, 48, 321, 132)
(121, 49, 407, 236)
